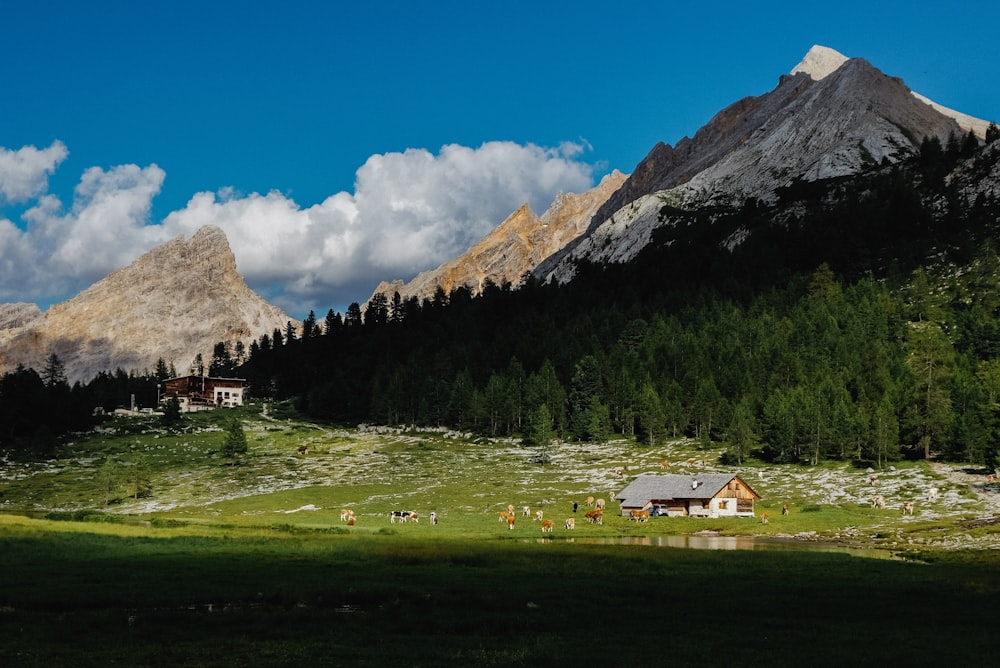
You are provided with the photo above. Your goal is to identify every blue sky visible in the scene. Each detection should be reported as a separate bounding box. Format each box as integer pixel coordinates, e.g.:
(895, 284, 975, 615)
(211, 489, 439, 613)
(2, 1, 999, 318)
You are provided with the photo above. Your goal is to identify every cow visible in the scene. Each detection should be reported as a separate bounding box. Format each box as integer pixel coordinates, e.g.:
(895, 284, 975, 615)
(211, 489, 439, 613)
(390, 510, 415, 523)
(869, 474, 879, 486)
(499, 511, 513, 523)
(505, 513, 516, 530)
(585, 496, 595, 507)
(429, 511, 438, 525)
(781, 504, 790, 516)
(522, 506, 531, 517)
(871, 495, 886, 509)
(760, 511, 769, 524)
(595, 498, 606, 511)
(297, 445, 309, 455)
(541, 519, 554, 533)
(507, 504, 515, 516)
(565, 518, 575, 530)
(585, 509, 603, 525)
(902, 502, 915, 516)
(534, 510, 544, 521)
(629, 510, 650, 522)
(927, 487, 939, 501)
(660, 461, 670, 468)
(340, 509, 354, 522)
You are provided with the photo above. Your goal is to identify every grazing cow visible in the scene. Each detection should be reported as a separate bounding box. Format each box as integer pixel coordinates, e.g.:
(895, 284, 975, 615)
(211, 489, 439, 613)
(506, 513, 516, 530)
(409, 512, 419, 523)
(534, 510, 543, 521)
(902, 502, 915, 516)
(430, 511, 438, 525)
(585, 496, 595, 507)
(595, 498, 606, 511)
(522, 506, 531, 517)
(541, 519, 554, 533)
(297, 445, 309, 455)
(499, 511, 513, 523)
(629, 509, 650, 522)
(760, 511, 769, 524)
(507, 504, 515, 516)
(871, 495, 886, 509)
(869, 474, 878, 486)
(340, 509, 355, 522)
(585, 509, 603, 524)
(565, 518, 575, 530)
(660, 461, 670, 468)
(390, 510, 415, 523)
(781, 504, 790, 516)
(927, 487, 939, 501)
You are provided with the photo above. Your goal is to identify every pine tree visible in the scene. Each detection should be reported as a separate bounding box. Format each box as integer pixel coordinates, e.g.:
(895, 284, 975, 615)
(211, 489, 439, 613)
(221, 419, 248, 464)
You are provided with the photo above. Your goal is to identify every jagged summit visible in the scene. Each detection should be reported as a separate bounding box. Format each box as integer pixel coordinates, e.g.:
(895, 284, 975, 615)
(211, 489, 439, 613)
(368, 170, 628, 305)
(536, 45, 985, 284)
(0, 225, 291, 383)
(791, 45, 849, 80)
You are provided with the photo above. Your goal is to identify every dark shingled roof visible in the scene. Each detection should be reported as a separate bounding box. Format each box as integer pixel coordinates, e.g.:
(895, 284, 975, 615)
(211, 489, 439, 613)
(615, 474, 757, 508)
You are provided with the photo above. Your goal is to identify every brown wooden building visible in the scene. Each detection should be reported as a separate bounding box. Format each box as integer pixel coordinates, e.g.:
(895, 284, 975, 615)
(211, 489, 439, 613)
(615, 474, 760, 518)
(161, 375, 245, 411)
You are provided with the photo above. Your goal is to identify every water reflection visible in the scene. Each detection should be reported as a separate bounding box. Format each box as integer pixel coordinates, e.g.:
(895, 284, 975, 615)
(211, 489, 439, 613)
(532, 534, 899, 559)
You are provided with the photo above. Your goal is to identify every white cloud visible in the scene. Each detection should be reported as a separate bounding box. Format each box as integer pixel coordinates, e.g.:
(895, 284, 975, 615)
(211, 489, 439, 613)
(1, 140, 594, 314)
(163, 141, 593, 311)
(0, 141, 68, 203)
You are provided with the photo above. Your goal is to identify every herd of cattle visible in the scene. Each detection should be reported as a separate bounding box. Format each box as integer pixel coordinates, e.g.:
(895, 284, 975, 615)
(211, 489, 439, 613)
(497, 497, 607, 531)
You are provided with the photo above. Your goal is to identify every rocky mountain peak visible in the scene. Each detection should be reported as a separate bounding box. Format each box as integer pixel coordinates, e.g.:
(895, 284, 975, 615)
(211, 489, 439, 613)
(537, 46, 983, 284)
(0, 225, 291, 384)
(368, 170, 628, 305)
(791, 44, 849, 80)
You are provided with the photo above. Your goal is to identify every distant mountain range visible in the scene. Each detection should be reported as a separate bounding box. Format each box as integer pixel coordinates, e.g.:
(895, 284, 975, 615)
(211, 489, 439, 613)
(375, 45, 991, 300)
(1, 45, 994, 385)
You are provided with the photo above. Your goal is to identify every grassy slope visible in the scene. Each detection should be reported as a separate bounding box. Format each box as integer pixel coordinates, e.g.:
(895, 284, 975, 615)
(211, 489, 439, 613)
(2, 407, 999, 665)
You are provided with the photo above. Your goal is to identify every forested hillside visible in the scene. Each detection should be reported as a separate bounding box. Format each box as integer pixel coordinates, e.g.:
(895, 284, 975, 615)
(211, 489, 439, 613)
(4, 135, 1000, 471)
(238, 135, 1000, 469)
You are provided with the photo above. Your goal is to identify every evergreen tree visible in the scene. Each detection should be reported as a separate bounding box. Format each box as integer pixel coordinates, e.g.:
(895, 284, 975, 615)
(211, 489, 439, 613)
(41, 353, 67, 388)
(904, 322, 955, 459)
(221, 419, 249, 464)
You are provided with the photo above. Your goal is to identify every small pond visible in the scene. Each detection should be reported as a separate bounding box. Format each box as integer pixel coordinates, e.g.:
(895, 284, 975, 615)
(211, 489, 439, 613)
(528, 534, 903, 560)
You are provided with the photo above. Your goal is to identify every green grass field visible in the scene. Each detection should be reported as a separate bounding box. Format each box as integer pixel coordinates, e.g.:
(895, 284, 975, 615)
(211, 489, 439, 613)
(2, 405, 999, 665)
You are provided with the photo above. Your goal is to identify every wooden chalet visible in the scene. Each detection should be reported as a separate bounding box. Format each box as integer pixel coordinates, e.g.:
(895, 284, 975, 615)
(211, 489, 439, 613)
(161, 375, 245, 411)
(615, 474, 760, 518)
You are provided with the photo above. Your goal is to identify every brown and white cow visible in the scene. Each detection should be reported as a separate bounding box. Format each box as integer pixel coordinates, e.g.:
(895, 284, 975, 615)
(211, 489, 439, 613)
(541, 519, 554, 533)
(565, 518, 575, 530)
(595, 498, 606, 511)
(585, 496, 595, 507)
(902, 502, 915, 516)
(522, 506, 531, 517)
(533, 510, 544, 522)
(585, 509, 603, 525)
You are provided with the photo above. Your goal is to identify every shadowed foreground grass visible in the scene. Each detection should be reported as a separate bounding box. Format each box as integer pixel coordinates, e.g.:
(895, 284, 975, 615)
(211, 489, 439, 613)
(1, 516, 998, 667)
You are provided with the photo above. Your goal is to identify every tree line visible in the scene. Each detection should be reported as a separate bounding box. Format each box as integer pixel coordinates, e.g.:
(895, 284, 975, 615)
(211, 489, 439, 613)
(4, 132, 1000, 470)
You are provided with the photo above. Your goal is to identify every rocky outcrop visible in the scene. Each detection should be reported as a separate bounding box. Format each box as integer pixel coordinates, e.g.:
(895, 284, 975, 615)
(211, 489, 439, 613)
(368, 170, 627, 305)
(0, 226, 291, 383)
(0, 303, 43, 332)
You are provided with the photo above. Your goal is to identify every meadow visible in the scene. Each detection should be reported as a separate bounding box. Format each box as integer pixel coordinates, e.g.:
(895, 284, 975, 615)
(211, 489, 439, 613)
(2, 404, 999, 665)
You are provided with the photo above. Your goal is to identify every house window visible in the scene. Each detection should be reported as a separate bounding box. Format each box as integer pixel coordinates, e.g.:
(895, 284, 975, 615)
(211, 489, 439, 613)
(701, 501, 710, 509)
(719, 500, 728, 510)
